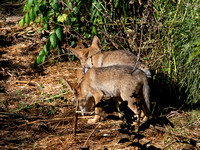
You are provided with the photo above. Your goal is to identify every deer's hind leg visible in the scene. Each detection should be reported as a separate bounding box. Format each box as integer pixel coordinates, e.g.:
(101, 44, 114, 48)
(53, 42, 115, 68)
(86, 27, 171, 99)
(87, 91, 104, 124)
(120, 93, 139, 116)
(140, 100, 150, 122)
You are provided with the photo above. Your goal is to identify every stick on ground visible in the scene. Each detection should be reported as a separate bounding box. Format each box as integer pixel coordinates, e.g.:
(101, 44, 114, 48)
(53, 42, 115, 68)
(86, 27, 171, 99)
(83, 123, 100, 147)
(73, 99, 79, 137)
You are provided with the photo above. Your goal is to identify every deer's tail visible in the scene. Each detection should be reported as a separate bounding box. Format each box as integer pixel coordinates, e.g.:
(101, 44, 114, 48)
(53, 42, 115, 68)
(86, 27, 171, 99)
(143, 81, 151, 115)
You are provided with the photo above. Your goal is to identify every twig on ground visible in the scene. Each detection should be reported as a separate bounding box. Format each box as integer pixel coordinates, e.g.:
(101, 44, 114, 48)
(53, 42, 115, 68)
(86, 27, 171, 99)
(15, 80, 41, 87)
(73, 98, 79, 137)
(83, 123, 100, 147)
(17, 117, 75, 128)
(1, 67, 17, 80)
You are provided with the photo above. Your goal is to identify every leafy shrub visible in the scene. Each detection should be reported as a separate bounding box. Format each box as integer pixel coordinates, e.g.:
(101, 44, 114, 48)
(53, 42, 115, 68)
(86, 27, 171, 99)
(171, 0, 200, 106)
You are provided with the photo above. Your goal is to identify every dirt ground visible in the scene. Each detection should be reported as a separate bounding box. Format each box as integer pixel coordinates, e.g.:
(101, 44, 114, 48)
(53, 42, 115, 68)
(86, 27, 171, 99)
(0, 1, 200, 150)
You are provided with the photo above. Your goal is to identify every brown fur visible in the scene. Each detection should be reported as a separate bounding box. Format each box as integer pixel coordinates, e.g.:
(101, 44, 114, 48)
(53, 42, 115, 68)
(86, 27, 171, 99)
(71, 36, 151, 79)
(73, 65, 151, 124)
(76, 68, 84, 84)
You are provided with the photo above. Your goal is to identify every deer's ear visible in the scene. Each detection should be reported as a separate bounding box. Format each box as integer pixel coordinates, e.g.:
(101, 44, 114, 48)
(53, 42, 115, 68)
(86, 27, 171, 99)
(70, 48, 89, 59)
(69, 48, 82, 58)
(65, 80, 77, 94)
(91, 36, 100, 51)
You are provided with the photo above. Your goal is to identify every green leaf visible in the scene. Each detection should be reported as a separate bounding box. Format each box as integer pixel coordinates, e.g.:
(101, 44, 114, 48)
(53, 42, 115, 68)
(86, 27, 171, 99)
(114, 0, 119, 8)
(43, 16, 48, 23)
(38, 27, 43, 33)
(34, 4, 39, 17)
(91, 1, 95, 11)
(44, 44, 49, 55)
(53, 3, 59, 11)
(93, 17, 97, 24)
(71, 41, 76, 47)
(66, 17, 71, 24)
(23, 4, 27, 12)
(41, 54, 46, 63)
(50, 32, 57, 49)
(105, 45, 109, 51)
(57, 15, 63, 22)
(67, 1, 72, 8)
(153, 75, 156, 80)
(43, 23, 48, 30)
(55, 27, 63, 42)
(91, 9, 96, 21)
(25, 13, 30, 25)
(92, 26, 97, 36)
(52, 0, 59, 11)
(96, 11, 100, 17)
(71, 17, 77, 22)
(103, 39, 107, 46)
(57, 14, 67, 23)
(29, 8, 35, 21)
(37, 49, 46, 64)
(59, 78, 62, 84)
(73, 7, 79, 14)
(36, 55, 41, 65)
(84, 32, 89, 39)
(19, 18, 25, 27)
(33, 0, 38, 5)
(27, 0, 33, 11)
(48, 110, 55, 115)
(39, 49, 45, 56)
(71, 55, 75, 61)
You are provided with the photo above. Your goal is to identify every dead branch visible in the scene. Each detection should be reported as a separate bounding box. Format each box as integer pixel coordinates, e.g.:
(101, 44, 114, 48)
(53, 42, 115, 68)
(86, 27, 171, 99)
(15, 80, 41, 87)
(17, 117, 75, 128)
(1, 67, 17, 80)
(83, 123, 101, 147)
(73, 98, 79, 137)
(0, 112, 41, 120)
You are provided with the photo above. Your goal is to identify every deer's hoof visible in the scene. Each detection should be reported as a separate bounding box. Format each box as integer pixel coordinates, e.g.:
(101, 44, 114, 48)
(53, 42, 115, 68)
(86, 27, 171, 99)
(87, 119, 97, 124)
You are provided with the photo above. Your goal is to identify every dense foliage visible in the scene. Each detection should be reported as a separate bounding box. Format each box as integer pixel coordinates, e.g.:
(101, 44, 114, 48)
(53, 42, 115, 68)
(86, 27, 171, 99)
(19, 0, 200, 107)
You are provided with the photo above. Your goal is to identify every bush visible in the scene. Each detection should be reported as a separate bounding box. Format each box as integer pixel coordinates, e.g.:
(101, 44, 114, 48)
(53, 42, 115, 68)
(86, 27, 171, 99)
(171, 0, 200, 106)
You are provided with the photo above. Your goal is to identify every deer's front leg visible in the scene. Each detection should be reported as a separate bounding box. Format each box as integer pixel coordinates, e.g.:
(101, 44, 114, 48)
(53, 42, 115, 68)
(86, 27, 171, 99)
(88, 91, 103, 124)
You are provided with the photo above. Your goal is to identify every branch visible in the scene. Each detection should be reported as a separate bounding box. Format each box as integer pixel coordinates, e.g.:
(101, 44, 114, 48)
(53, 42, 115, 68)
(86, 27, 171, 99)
(83, 123, 100, 147)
